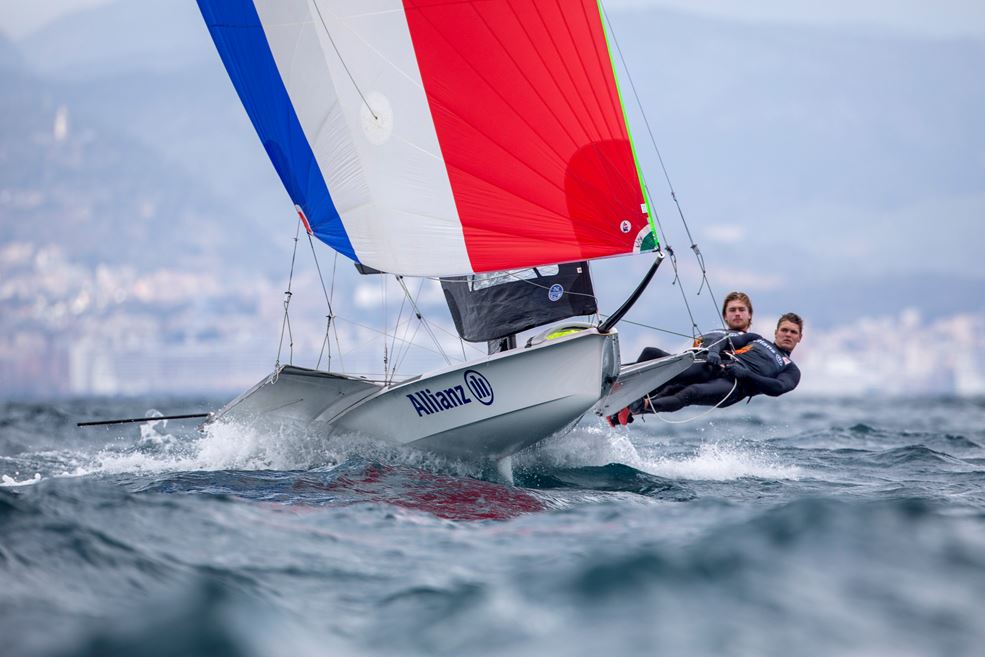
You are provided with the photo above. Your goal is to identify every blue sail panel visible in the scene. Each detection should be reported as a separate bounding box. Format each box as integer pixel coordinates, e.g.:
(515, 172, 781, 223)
(197, 0, 356, 261)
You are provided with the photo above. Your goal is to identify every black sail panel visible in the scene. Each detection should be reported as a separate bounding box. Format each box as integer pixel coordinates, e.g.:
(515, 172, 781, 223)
(441, 262, 597, 343)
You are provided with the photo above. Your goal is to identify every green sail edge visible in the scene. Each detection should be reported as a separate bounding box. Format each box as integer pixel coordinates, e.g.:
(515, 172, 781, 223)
(596, 0, 660, 253)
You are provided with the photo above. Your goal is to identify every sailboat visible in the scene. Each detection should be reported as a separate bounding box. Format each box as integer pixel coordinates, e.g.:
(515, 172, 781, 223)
(195, 0, 694, 475)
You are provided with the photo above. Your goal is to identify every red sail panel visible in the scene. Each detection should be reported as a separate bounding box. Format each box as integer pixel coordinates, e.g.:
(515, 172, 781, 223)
(403, 0, 648, 273)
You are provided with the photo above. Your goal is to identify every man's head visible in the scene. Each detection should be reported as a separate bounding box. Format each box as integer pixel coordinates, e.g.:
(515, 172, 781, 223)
(774, 313, 803, 353)
(722, 291, 753, 331)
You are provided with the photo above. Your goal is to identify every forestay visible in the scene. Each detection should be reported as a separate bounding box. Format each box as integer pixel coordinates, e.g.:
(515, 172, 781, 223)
(198, 0, 658, 276)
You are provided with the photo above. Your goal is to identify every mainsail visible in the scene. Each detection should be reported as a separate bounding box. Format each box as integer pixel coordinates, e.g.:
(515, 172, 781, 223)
(198, 0, 657, 277)
(441, 262, 597, 343)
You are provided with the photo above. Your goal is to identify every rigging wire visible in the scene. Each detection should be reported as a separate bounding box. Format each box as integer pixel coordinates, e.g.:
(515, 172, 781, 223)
(392, 279, 429, 374)
(645, 378, 739, 425)
(331, 315, 452, 361)
(313, 251, 345, 372)
(393, 317, 424, 376)
(643, 184, 701, 337)
(396, 275, 454, 368)
(381, 275, 389, 382)
(428, 319, 486, 356)
(606, 318, 696, 341)
(386, 276, 410, 383)
(315, 315, 332, 371)
(329, 252, 345, 372)
(275, 218, 303, 368)
(392, 279, 456, 375)
(599, 1, 724, 331)
(306, 232, 337, 372)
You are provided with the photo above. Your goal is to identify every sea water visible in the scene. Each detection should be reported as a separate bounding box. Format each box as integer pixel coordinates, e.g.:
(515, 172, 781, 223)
(2, 395, 984, 657)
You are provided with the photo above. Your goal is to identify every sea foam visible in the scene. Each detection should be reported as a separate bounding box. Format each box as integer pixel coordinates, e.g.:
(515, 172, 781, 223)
(519, 423, 802, 481)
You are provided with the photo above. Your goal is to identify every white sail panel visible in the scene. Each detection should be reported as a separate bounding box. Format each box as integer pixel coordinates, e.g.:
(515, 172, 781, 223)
(199, 0, 655, 276)
(255, 0, 470, 275)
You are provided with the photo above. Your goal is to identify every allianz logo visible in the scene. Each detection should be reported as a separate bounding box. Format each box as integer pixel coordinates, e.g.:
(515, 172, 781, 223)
(407, 369, 494, 417)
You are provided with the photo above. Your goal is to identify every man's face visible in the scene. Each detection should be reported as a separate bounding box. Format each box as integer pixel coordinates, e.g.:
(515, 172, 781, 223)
(724, 300, 751, 331)
(774, 321, 802, 352)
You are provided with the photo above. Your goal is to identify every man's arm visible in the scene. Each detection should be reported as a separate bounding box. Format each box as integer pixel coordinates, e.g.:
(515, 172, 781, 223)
(706, 332, 762, 358)
(731, 362, 801, 397)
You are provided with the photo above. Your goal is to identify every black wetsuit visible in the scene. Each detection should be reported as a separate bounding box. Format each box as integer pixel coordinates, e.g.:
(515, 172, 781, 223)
(717, 332, 801, 398)
(645, 332, 800, 413)
(636, 328, 745, 363)
(634, 329, 747, 397)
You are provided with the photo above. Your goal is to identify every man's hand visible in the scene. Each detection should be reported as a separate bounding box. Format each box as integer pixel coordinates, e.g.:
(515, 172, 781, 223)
(705, 350, 721, 367)
(727, 361, 750, 379)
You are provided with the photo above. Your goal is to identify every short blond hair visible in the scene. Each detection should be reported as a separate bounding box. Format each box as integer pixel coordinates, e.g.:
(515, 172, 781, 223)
(722, 291, 753, 318)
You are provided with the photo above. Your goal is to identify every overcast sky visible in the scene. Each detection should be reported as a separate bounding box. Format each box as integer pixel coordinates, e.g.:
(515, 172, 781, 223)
(2, 0, 984, 40)
(608, 0, 985, 39)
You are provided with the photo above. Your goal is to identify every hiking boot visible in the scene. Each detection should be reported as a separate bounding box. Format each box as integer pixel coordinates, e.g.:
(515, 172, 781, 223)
(606, 406, 636, 427)
(617, 407, 634, 425)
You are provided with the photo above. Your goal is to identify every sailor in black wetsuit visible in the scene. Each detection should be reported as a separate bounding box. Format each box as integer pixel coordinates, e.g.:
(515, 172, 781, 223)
(609, 292, 754, 425)
(609, 313, 803, 424)
(638, 327, 748, 393)
(643, 313, 803, 414)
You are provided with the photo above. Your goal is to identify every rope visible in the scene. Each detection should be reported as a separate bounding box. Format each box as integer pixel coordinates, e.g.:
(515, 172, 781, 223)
(307, 232, 337, 372)
(396, 275, 453, 368)
(275, 218, 303, 368)
(647, 378, 739, 425)
(329, 252, 344, 372)
(315, 315, 331, 371)
(614, 318, 696, 341)
(329, 314, 471, 360)
(647, 191, 701, 337)
(599, 4, 711, 337)
(381, 275, 389, 381)
(430, 321, 485, 358)
(391, 279, 465, 374)
(393, 317, 424, 376)
(386, 277, 409, 383)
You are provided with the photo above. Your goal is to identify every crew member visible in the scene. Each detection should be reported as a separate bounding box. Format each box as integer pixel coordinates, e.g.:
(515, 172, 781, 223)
(612, 313, 803, 423)
(634, 290, 753, 363)
(609, 292, 754, 425)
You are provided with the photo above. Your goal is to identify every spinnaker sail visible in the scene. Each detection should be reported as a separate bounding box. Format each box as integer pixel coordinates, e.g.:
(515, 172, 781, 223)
(198, 0, 657, 276)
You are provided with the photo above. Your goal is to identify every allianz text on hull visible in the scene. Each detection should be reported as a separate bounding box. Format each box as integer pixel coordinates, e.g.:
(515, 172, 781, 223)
(330, 329, 620, 459)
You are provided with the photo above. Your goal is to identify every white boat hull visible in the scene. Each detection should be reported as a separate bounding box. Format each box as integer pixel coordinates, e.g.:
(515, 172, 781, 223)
(210, 328, 619, 460)
(330, 328, 619, 458)
(596, 351, 696, 416)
